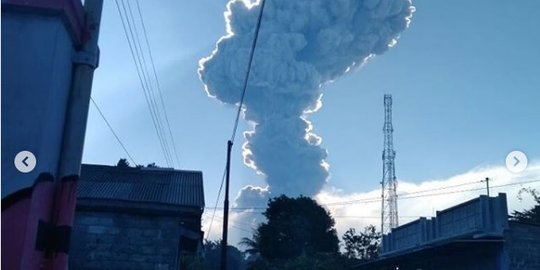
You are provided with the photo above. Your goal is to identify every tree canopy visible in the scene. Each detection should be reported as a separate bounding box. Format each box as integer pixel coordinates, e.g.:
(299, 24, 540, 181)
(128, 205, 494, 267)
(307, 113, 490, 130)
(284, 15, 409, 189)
(342, 225, 381, 261)
(510, 188, 540, 224)
(201, 240, 247, 270)
(115, 158, 160, 169)
(116, 158, 130, 168)
(243, 195, 340, 261)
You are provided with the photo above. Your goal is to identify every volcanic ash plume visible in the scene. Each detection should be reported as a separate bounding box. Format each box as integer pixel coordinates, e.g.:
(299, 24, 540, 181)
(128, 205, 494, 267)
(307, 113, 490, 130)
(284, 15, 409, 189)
(199, 0, 414, 201)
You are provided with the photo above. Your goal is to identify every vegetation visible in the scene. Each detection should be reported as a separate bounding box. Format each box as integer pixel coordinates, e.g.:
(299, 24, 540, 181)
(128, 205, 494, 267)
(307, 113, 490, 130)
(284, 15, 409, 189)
(111, 166, 386, 268)
(201, 240, 247, 270)
(510, 187, 540, 224)
(241, 195, 340, 260)
(240, 195, 372, 269)
(115, 158, 160, 169)
(116, 158, 131, 168)
(180, 240, 247, 270)
(172, 194, 384, 269)
(245, 252, 352, 270)
(342, 225, 381, 261)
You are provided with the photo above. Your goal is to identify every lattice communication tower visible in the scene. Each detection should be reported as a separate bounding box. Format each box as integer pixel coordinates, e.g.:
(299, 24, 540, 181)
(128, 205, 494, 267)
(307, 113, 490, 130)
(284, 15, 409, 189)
(381, 94, 398, 235)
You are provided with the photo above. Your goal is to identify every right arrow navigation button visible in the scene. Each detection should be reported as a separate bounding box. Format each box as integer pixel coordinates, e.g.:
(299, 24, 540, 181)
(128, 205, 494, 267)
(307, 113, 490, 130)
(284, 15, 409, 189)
(506, 150, 528, 173)
(513, 156, 520, 167)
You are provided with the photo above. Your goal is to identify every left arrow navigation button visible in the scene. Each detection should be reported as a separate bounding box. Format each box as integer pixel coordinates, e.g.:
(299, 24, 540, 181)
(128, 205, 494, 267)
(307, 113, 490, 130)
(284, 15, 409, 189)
(14, 151, 36, 173)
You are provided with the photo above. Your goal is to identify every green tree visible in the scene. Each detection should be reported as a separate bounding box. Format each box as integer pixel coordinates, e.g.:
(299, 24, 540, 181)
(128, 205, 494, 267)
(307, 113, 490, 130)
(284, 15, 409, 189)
(116, 158, 130, 168)
(245, 195, 339, 261)
(240, 231, 261, 256)
(342, 225, 381, 261)
(201, 240, 247, 270)
(146, 162, 159, 168)
(281, 253, 352, 270)
(510, 187, 540, 224)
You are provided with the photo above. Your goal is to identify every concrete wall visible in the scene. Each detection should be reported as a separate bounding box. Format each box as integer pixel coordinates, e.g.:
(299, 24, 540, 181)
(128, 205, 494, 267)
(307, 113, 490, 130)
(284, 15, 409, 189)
(382, 193, 509, 255)
(356, 242, 504, 270)
(70, 210, 185, 270)
(1, 6, 83, 268)
(428, 251, 501, 270)
(506, 222, 540, 270)
(357, 194, 540, 270)
(414, 246, 502, 270)
(1, 11, 74, 196)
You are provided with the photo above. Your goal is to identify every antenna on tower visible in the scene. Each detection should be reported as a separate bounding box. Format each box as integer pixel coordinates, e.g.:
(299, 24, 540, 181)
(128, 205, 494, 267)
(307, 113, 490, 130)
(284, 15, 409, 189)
(381, 94, 398, 236)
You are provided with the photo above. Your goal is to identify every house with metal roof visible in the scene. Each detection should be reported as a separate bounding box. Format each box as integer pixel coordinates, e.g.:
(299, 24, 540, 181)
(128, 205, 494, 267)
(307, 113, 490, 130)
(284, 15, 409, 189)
(69, 164, 205, 270)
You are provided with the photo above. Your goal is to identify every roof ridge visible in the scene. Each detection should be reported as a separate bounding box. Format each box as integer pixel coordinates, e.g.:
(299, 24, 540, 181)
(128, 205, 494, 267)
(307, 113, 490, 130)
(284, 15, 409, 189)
(82, 163, 202, 174)
(78, 164, 204, 208)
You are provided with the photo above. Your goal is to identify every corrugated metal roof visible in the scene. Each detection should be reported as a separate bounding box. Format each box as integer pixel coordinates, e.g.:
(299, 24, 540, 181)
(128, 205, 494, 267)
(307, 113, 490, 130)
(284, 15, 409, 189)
(78, 164, 204, 208)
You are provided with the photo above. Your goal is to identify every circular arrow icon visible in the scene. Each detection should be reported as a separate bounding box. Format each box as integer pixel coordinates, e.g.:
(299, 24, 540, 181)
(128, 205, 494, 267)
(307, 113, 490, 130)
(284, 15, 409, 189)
(14, 150, 37, 173)
(505, 150, 528, 173)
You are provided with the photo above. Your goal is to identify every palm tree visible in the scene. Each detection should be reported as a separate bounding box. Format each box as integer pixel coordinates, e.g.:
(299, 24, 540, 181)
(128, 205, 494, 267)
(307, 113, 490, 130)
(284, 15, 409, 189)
(240, 232, 261, 256)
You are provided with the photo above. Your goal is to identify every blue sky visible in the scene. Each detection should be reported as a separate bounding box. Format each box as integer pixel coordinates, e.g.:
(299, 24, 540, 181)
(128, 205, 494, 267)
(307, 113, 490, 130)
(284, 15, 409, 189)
(83, 0, 540, 213)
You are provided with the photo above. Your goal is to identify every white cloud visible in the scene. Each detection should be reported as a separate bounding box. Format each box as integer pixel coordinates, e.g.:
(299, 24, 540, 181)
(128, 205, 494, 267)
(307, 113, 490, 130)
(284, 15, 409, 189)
(317, 161, 540, 237)
(201, 210, 259, 245)
(202, 161, 540, 245)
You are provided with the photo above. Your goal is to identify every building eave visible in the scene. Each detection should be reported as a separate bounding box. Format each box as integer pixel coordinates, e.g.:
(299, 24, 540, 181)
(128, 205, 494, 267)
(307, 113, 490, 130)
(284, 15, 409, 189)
(76, 198, 204, 217)
(2, 0, 86, 46)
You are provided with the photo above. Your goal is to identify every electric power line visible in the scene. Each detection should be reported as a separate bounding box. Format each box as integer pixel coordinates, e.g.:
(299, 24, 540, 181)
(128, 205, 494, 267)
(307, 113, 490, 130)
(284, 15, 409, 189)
(229, 0, 266, 143)
(114, 0, 170, 166)
(398, 179, 540, 201)
(204, 179, 540, 211)
(114, 0, 175, 167)
(326, 178, 540, 206)
(205, 179, 485, 209)
(90, 97, 137, 165)
(203, 212, 254, 234)
(134, 0, 181, 167)
(124, 0, 175, 166)
(204, 0, 267, 243)
(205, 168, 227, 241)
(324, 179, 485, 206)
(201, 179, 540, 239)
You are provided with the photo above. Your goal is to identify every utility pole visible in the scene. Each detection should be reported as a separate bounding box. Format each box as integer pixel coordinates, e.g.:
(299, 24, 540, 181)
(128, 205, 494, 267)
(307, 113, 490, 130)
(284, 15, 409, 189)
(381, 94, 398, 236)
(52, 0, 103, 269)
(219, 1, 265, 268)
(220, 140, 233, 270)
(484, 177, 490, 196)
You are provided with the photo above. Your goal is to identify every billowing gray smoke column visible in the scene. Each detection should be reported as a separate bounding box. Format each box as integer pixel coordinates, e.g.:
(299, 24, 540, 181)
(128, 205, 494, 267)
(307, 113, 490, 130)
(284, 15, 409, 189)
(199, 0, 414, 203)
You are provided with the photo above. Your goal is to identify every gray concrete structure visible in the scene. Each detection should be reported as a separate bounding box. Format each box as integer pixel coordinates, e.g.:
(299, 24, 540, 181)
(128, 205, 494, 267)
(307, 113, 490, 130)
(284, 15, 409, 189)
(354, 193, 540, 270)
(1, 2, 83, 197)
(381, 193, 509, 255)
(505, 222, 540, 270)
(69, 164, 205, 270)
(2, 1, 97, 268)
